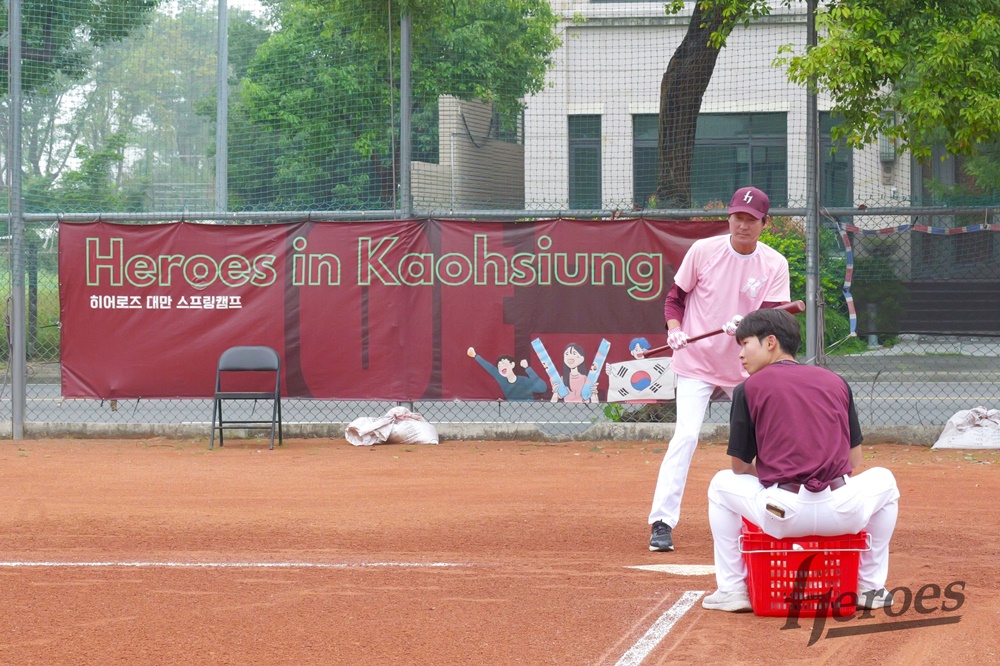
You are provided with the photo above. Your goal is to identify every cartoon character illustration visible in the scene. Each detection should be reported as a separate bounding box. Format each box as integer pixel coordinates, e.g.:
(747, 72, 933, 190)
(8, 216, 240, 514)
(467, 347, 547, 401)
(629, 337, 651, 359)
(547, 342, 601, 403)
(581, 338, 611, 401)
(605, 336, 675, 403)
(531, 338, 569, 398)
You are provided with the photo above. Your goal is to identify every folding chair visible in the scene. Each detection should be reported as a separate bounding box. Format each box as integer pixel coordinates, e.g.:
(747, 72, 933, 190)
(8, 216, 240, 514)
(210, 346, 282, 450)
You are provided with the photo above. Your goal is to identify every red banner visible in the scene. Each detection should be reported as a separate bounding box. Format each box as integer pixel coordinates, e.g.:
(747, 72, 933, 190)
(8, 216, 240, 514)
(59, 219, 725, 400)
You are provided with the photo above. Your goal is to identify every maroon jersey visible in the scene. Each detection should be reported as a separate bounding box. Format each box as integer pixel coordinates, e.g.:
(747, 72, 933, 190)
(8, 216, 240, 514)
(727, 360, 862, 491)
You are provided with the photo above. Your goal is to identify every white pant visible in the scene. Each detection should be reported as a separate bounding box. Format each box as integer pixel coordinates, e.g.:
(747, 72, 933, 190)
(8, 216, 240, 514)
(707, 467, 900, 593)
(648, 376, 731, 527)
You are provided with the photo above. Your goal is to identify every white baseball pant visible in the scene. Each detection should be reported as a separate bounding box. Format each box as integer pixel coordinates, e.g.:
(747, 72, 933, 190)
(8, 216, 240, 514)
(707, 467, 900, 593)
(648, 375, 733, 528)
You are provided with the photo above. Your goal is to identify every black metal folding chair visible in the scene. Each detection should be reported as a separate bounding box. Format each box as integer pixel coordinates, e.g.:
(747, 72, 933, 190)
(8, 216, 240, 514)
(210, 346, 282, 450)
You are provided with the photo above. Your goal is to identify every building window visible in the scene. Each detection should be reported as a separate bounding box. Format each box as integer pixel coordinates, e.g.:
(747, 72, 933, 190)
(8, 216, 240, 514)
(632, 116, 658, 209)
(691, 113, 788, 208)
(569, 115, 602, 209)
(820, 112, 853, 209)
(632, 113, 787, 209)
(633, 112, 853, 210)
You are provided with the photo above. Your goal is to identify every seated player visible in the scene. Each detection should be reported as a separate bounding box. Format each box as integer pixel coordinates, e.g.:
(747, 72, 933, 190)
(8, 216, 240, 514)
(702, 309, 900, 612)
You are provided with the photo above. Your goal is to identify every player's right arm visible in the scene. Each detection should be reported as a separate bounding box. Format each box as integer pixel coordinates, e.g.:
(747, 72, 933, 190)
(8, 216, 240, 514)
(846, 380, 864, 471)
(731, 457, 757, 476)
(663, 284, 688, 331)
(663, 284, 690, 349)
(849, 445, 862, 471)
(727, 383, 759, 476)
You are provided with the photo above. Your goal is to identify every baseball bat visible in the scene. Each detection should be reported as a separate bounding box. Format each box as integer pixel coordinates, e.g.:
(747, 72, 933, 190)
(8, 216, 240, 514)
(642, 300, 806, 359)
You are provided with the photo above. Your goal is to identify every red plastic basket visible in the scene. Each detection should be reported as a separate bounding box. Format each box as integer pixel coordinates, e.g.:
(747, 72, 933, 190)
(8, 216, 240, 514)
(740, 519, 871, 617)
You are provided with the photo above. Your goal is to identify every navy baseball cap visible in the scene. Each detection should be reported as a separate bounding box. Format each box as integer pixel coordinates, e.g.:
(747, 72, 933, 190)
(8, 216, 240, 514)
(728, 186, 770, 220)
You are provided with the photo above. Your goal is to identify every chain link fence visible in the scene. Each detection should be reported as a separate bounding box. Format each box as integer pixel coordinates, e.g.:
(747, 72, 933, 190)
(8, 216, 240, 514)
(2, 0, 997, 438)
(2, 212, 996, 437)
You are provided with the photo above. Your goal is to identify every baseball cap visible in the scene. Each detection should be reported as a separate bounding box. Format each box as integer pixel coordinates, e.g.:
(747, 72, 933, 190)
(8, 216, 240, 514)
(728, 186, 770, 220)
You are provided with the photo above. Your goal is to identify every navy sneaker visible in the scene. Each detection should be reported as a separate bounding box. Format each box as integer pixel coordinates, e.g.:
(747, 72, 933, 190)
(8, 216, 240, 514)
(649, 521, 674, 552)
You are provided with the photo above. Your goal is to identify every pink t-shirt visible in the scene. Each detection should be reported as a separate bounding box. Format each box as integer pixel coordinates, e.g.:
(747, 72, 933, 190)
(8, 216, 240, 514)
(669, 234, 790, 387)
(563, 372, 587, 402)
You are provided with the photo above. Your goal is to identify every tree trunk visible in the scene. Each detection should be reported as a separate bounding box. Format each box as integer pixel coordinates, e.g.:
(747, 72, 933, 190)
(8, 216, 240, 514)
(655, 3, 727, 208)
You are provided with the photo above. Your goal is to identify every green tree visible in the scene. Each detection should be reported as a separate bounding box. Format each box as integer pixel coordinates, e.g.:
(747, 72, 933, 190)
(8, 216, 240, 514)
(0, 0, 160, 96)
(780, 2, 1000, 162)
(14, 0, 232, 214)
(235, 0, 560, 210)
(202, 8, 276, 210)
(40, 132, 146, 211)
(965, 142, 1000, 195)
(657, 1, 1000, 206)
(760, 217, 866, 355)
(656, 0, 774, 207)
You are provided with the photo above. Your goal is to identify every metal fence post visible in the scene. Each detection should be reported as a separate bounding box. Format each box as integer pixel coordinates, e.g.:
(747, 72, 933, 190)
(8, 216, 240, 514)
(400, 10, 412, 218)
(804, 0, 821, 365)
(215, 0, 229, 213)
(7, 0, 26, 438)
(27, 240, 37, 358)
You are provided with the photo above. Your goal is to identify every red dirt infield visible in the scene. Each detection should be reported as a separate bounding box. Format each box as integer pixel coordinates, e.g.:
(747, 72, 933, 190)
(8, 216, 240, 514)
(0, 438, 997, 664)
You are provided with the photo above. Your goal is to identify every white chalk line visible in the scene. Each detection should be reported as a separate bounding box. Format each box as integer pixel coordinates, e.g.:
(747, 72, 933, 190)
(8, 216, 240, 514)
(626, 564, 715, 576)
(0, 561, 463, 569)
(614, 590, 704, 666)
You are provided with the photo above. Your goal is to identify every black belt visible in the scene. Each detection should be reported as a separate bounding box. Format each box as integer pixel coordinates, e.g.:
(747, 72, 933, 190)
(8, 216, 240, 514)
(777, 477, 847, 494)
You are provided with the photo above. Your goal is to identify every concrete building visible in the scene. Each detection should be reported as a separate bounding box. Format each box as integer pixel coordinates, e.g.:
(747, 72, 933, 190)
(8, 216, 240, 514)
(412, 96, 525, 212)
(522, 1, 911, 220)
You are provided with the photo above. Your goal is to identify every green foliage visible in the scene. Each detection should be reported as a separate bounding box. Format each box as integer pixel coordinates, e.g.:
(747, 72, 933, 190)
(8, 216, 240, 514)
(779, 1, 1000, 161)
(963, 142, 1000, 196)
(760, 218, 866, 355)
(602, 401, 677, 423)
(665, 0, 785, 49)
(26, 132, 145, 212)
(17, 0, 236, 214)
(0, 0, 160, 97)
(0, 268, 60, 362)
(234, 0, 560, 210)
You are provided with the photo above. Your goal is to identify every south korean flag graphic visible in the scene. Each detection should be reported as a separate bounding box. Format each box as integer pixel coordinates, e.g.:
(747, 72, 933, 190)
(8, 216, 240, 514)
(605, 358, 676, 402)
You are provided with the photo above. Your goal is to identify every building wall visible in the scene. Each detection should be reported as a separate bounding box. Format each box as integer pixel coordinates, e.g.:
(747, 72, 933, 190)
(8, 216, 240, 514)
(524, 1, 910, 224)
(412, 96, 525, 212)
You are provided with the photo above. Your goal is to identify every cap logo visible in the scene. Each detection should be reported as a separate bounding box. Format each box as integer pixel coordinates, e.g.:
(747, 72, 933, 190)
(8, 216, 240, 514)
(743, 191, 754, 203)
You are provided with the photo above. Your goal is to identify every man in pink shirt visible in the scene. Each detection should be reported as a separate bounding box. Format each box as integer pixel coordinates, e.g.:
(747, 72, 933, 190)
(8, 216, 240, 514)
(648, 186, 791, 552)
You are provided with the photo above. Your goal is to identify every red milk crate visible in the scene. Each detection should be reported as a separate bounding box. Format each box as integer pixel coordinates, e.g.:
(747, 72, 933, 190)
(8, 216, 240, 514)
(739, 519, 871, 617)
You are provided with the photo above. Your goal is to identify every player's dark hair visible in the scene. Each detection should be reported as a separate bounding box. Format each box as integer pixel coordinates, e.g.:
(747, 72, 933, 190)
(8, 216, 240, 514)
(735, 308, 801, 356)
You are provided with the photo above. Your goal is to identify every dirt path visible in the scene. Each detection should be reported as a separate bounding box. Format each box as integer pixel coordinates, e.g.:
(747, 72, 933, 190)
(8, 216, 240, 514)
(0, 439, 996, 664)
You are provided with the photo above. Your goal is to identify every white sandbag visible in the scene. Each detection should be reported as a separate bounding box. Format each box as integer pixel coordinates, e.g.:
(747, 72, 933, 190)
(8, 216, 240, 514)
(345, 415, 394, 446)
(345, 407, 439, 446)
(384, 406, 439, 445)
(931, 407, 1000, 450)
